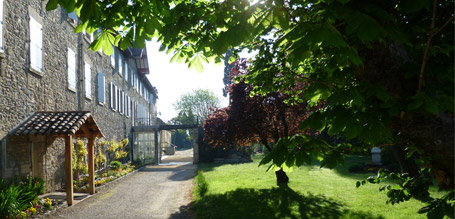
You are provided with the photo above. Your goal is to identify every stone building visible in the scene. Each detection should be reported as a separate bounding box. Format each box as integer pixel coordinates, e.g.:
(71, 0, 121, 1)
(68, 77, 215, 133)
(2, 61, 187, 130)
(0, 0, 158, 191)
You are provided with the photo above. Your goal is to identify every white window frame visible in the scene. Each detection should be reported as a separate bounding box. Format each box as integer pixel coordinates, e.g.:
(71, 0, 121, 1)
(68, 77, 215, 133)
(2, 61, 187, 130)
(67, 48, 76, 91)
(84, 62, 91, 99)
(29, 16, 43, 73)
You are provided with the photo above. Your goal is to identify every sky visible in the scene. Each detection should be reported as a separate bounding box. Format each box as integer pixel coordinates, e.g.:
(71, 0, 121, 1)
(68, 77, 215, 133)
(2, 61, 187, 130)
(146, 39, 229, 122)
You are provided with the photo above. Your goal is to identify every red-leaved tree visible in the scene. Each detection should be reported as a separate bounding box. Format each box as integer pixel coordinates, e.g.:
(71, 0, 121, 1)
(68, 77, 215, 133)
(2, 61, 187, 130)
(204, 59, 313, 183)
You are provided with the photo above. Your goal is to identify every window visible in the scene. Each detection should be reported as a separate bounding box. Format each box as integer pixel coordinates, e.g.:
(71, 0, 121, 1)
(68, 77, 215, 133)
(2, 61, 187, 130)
(30, 16, 42, 73)
(0, 0, 4, 52)
(67, 48, 76, 90)
(110, 46, 115, 68)
(97, 73, 105, 104)
(84, 62, 91, 98)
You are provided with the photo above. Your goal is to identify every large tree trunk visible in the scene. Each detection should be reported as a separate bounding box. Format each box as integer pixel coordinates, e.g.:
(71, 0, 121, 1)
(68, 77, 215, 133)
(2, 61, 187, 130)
(275, 168, 289, 184)
(391, 145, 419, 177)
(262, 140, 290, 184)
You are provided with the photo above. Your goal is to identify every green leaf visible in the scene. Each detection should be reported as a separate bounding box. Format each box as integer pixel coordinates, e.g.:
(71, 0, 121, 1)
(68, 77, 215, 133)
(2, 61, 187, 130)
(259, 152, 273, 166)
(345, 11, 383, 42)
(344, 117, 361, 140)
(170, 51, 181, 63)
(295, 150, 311, 166)
(338, 0, 351, 5)
(408, 97, 424, 110)
(424, 97, 439, 115)
(75, 21, 88, 33)
(46, 0, 59, 11)
(285, 155, 295, 169)
(304, 24, 348, 47)
(300, 112, 325, 131)
(194, 56, 204, 72)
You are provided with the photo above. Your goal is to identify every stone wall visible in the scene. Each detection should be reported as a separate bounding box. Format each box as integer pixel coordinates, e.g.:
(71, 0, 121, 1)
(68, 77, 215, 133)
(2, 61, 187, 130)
(0, 0, 157, 192)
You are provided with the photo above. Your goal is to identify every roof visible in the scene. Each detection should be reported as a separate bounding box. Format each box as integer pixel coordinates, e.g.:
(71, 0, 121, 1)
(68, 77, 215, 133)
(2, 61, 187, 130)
(10, 111, 104, 138)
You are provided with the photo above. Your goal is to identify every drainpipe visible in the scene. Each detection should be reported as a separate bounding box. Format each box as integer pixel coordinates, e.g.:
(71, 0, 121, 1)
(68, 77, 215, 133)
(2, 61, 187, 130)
(77, 31, 84, 111)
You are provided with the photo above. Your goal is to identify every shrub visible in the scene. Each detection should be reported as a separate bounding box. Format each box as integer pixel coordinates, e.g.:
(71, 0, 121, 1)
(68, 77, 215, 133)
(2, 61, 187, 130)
(348, 164, 365, 173)
(109, 161, 122, 171)
(0, 177, 45, 218)
(131, 159, 143, 167)
(194, 171, 209, 198)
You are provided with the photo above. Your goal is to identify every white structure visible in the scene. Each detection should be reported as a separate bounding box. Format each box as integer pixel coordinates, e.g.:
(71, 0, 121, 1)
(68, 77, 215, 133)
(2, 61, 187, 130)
(371, 147, 382, 165)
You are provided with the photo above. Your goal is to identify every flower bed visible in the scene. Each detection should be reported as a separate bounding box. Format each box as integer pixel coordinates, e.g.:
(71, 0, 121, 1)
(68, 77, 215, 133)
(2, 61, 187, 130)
(73, 163, 136, 192)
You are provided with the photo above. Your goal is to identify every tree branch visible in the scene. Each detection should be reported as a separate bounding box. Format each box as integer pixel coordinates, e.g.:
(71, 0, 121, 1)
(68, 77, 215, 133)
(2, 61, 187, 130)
(418, 0, 438, 93)
(433, 15, 455, 37)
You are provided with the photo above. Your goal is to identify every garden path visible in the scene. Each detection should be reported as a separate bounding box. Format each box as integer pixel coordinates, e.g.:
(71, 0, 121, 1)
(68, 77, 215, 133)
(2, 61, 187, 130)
(46, 149, 196, 219)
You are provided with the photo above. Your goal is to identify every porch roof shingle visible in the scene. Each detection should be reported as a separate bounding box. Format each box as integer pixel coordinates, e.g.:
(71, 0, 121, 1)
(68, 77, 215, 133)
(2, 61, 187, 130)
(10, 111, 104, 138)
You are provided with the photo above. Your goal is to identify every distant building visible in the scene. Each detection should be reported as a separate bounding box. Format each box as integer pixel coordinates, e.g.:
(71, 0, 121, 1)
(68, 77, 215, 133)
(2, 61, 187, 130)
(0, 0, 158, 192)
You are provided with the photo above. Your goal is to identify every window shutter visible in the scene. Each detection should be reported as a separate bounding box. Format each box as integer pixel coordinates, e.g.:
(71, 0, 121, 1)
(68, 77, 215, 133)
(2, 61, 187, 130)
(124, 61, 128, 81)
(111, 47, 116, 67)
(116, 86, 119, 111)
(109, 82, 113, 108)
(123, 92, 126, 114)
(84, 62, 91, 98)
(30, 16, 42, 72)
(97, 73, 105, 104)
(118, 55, 123, 75)
(114, 84, 117, 110)
(67, 48, 76, 89)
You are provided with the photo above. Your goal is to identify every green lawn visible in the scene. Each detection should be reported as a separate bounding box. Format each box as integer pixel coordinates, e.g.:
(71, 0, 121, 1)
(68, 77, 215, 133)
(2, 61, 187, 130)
(192, 155, 444, 219)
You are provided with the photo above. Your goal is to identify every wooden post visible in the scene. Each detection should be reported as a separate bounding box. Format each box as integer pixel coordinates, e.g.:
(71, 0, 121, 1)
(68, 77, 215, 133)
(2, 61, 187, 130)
(65, 135, 73, 206)
(88, 137, 95, 194)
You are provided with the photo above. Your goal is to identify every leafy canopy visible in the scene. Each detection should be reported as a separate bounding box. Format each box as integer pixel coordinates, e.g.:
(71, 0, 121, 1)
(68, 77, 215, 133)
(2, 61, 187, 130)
(47, 0, 454, 217)
(173, 89, 221, 124)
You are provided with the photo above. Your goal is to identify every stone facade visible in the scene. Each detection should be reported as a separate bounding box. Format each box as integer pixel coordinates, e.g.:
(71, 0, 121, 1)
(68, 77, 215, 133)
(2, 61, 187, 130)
(0, 0, 157, 192)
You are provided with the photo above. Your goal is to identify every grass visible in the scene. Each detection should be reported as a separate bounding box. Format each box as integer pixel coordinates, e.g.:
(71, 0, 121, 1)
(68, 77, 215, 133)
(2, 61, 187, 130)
(192, 155, 445, 219)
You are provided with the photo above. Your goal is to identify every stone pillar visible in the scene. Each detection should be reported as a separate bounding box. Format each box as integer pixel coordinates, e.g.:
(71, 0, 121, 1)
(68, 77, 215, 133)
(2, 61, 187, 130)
(154, 130, 159, 165)
(192, 128, 199, 164)
(65, 135, 73, 206)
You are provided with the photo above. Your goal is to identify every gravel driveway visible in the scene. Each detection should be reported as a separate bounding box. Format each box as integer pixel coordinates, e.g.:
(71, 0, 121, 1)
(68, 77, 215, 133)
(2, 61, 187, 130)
(48, 149, 196, 219)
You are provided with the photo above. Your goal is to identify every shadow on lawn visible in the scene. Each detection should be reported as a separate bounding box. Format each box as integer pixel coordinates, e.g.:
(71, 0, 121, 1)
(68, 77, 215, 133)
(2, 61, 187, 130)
(191, 185, 384, 219)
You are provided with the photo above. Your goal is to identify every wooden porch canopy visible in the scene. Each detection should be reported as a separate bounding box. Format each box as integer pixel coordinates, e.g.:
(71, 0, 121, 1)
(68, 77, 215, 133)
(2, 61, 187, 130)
(10, 111, 104, 206)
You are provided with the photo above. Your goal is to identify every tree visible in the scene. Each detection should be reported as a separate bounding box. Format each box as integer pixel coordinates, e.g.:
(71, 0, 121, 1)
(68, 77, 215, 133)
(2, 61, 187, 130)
(204, 59, 315, 183)
(47, 0, 453, 216)
(173, 89, 221, 124)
